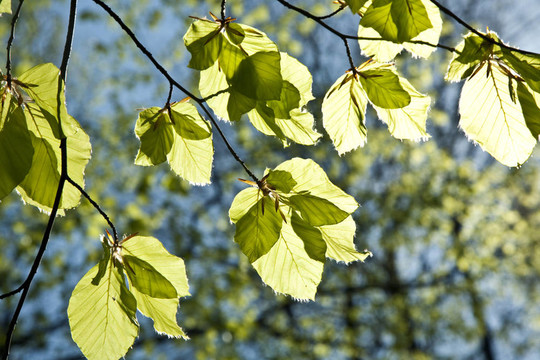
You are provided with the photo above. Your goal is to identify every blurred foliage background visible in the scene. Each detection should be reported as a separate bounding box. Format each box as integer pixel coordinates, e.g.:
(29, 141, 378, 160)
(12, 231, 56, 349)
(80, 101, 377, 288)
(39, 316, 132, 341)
(1, 0, 540, 359)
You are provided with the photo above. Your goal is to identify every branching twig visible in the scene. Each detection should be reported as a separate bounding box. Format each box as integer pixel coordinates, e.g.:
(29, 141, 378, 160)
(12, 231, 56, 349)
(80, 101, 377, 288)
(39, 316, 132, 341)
(315, 4, 346, 20)
(66, 176, 119, 242)
(92, 0, 260, 183)
(5, 0, 25, 87)
(1, 2, 77, 359)
(429, 0, 539, 56)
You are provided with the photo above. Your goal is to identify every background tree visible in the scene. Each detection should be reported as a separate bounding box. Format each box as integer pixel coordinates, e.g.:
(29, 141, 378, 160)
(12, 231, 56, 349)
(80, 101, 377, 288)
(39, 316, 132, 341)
(1, 0, 540, 359)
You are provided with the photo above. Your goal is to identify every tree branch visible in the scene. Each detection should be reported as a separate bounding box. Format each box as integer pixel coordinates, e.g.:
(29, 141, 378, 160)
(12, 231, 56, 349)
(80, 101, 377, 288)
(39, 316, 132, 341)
(5, 0, 25, 88)
(1, 2, 77, 358)
(220, 0, 226, 20)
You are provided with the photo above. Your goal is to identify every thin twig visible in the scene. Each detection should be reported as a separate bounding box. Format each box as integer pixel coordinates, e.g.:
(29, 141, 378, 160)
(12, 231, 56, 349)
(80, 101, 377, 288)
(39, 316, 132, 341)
(1, 2, 77, 359)
(220, 0, 226, 20)
(343, 38, 357, 73)
(92, 0, 260, 183)
(315, 4, 346, 20)
(5, 0, 25, 87)
(430, 0, 539, 56)
(66, 176, 119, 242)
(275, 0, 455, 52)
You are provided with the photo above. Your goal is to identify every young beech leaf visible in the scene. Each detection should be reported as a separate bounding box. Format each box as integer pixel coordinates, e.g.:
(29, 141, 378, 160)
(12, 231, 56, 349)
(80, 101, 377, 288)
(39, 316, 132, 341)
(252, 219, 324, 300)
(184, 20, 222, 70)
(230, 51, 283, 101)
(445, 32, 493, 82)
(320, 216, 371, 264)
(517, 81, 540, 138)
(123, 255, 177, 299)
(459, 60, 536, 167)
(322, 73, 369, 155)
(16, 103, 91, 213)
(0, 0, 11, 14)
(360, 0, 433, 43)
(231, 159, 367, 300)
(122, 235, 190, 338)
(358, 64, 411, 109)
(233, 195, 283, 263)
(134, 102, 213, 185)
(68, 255, 139, 360)
(289, 194, 349, 226)
(0, 93, 33, 200)
(247, 53, 321, 146)
(16, 63, 74, 138)
(499, 48, 540, 93)
(358, 0, 442, 62)
(290, 212, 327, 263)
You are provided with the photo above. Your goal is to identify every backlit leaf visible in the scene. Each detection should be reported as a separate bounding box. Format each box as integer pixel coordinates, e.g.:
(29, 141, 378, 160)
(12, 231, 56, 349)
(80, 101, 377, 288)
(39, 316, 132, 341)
(358, 0, 442, 61)
(517, 81, 540, 138)
(361, 0, 433, 43)
(17, 104, 91, 212)
(184, 20, 222, 70)
(346, 0, 369, 13)
(0, 0, 11, 14)
(68, 257, 138, 360)
(358, 63, 411, 109)
(445, 32, 493, 82)
(0, 94, 33, 200)
(290, 212, 327, 263)
(290, 194, 349, 226)
(459, 60, 536, 167)
(322, 73, 369, 154)
(320, 216, 371, 264)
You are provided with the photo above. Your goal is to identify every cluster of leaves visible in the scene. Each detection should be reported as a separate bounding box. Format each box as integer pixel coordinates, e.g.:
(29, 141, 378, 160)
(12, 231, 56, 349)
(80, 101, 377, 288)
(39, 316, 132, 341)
(68, 233, 189, 360)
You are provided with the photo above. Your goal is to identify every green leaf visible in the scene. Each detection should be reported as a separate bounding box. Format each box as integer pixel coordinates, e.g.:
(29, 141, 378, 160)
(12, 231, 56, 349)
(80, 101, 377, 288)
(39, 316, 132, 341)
(122, 235, 190, 338)
(134, 107, 173, 166)
(371, 75, 430, 140)
(290, 194, 349, 226)
(68, 258, 138, 360)
(135, 103, 213, 185)
(252, 219, 324, 301)
(320, 216, 371, 263)
(360, 0, 433, 43)
(16, 104, 92, 212)
(290, 212, 326, 262)
(517, 81, 540, 138)
(247, 53, 320, 145)
(274, 158, 359, 215)
(233, 195, 283, 263)
(445, 32, 493, 82)
(17, 63, 72, 138)
(266, 169, 297, 193)
(0, 94, 33, 200)
(229, 187, 260, 222)
(346, 0, 369, 13)
(459, 61, 536, 167)
(230, 51, 283, 101)
(0, 0, 11, 14)
(225, 23, 245, 45)
(124, 255, 177, 299)
(358, 0, 442, 61)
(219, 37, 248, 80)
(184, 20, 222, 70)
(236, 24, 279, 54)
(322, 73, 369, 155)
(499, 48, 540, 93)
(358, 64, 411, 109)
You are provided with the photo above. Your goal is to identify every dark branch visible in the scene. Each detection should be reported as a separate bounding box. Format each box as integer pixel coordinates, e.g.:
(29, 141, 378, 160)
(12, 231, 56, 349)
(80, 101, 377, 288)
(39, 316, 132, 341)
(92, 0, 259, 183)
(5, 0, 25, 87)
(66, 176, 119, 242)
(430, 0, 539, 56)
(315, 4, 346, 20)
(275, 0, 455, 53)
(1, 2, 78, 358)
(220, 0, 226, 20)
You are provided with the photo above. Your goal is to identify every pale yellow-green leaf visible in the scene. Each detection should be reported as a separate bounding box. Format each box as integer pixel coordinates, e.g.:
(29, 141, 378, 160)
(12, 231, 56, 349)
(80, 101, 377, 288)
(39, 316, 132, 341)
(274, 158, 359, 214)
(320, 216, 370, 264)
(68, 260, 138, 360)
(322, 73, 369, 155)
(229, 187, 261, 222)
(252, 219, 324, 301)
(371, 75, 430, 140)
(459, 61, 536, 167)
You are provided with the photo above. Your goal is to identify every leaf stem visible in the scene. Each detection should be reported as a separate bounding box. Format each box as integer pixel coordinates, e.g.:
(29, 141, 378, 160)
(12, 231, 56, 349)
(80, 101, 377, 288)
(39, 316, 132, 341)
(5, 0, 25, 88)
